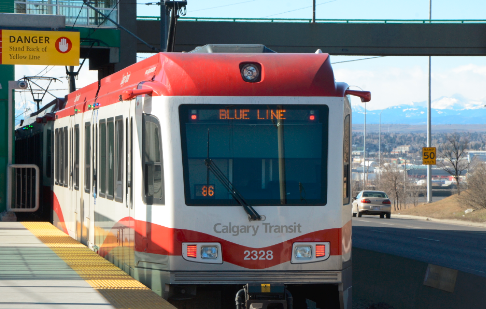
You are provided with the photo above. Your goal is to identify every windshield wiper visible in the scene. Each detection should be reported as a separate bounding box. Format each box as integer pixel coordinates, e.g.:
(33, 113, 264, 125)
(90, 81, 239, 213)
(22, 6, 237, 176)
(205, 129, 261, 221)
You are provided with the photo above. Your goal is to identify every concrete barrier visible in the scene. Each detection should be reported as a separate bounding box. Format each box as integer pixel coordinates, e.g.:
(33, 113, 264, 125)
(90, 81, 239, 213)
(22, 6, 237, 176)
(353, 247, 486, 309)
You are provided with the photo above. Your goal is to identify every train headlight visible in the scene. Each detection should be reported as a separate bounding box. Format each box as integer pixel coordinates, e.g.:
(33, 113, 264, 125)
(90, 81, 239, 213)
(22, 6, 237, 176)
(182, 243, 222, 264)
(294, 245, 312, 260)
(291, 242, 330, 263)
(201, 246, 218, 259)
(241, 63, 261, 83)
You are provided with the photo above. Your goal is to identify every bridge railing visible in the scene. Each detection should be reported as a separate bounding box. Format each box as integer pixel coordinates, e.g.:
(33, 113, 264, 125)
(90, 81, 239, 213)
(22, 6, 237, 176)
(137, 16, 486, 24)
(14, 0, 118, 28)
(7, 164, 40, 213)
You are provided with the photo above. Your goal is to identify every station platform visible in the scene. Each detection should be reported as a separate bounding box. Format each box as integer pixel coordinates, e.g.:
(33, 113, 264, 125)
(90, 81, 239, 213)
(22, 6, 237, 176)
(0, 222, 177, 309)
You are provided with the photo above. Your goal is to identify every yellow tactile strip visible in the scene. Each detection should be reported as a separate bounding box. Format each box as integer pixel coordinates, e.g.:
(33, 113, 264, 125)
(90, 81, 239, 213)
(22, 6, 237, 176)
(22, 222, 177, 309)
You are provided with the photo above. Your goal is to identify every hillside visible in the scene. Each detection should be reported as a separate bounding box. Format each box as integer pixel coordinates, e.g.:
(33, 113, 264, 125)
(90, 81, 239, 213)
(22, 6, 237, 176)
(397, 194, 486, 223)
(352, 94, 486, 125)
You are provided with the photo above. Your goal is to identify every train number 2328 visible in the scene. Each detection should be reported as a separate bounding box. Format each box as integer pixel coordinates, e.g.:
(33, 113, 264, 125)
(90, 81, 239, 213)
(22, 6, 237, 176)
(244, 250, 274, 260)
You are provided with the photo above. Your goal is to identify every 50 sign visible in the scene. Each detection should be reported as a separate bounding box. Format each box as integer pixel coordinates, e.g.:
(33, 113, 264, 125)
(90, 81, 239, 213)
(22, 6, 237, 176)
(422, 147, 437, 165)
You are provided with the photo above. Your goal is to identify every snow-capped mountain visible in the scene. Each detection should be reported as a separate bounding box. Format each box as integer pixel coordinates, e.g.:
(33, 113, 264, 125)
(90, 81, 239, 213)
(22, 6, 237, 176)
(352, 95, 486, 124)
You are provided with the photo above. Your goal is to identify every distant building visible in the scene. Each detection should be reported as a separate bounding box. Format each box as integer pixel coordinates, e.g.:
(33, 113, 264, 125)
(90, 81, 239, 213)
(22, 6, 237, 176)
(392, 145, 411, 153)
(361, 161, 378, 168)
(468, 151, 486, 163)
(352, 171, 376, 181)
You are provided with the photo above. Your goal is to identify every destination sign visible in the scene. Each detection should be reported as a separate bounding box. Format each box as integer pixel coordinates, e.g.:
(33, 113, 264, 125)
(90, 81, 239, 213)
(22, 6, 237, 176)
(188, 108, 319, 122)
(0, 29, 80, 66)
(195, 184, 215, 198)
(220, 109, 286, 120)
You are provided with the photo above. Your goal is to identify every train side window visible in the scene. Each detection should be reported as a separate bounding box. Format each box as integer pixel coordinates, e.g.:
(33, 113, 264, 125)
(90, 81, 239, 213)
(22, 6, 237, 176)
(343, 114, 350, 204)
(93, 124, 97, 197)
(70, 128, 73, 188)
(55, 128, 59, 185)
(128, 118, 133, 208)
(64, 127, 68, 187)
(85, 122, 91, 193)
(46, 129, 52, 179)
(115, 117, 123, 203)
(143, 114, 164, 205)
(59, 128, 64, 185)
(64, 127, 69, 187)
(74, 125, 79, 190)
(107, 118, 115, 200)
(100, 120, 106, 198)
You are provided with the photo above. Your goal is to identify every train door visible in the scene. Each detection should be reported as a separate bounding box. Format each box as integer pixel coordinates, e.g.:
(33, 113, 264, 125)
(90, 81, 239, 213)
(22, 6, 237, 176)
(82, 115, 92, 246)
(70, 115, 82, 240)
(88, 109, 99, 249)
(123, 99, 135, 275)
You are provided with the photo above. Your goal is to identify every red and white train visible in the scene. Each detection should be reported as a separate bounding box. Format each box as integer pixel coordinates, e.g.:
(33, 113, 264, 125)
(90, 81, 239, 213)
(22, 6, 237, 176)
(16, 45, 370, 309)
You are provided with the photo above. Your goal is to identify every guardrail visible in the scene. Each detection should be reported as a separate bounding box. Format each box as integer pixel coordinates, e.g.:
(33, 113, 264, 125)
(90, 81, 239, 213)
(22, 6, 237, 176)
(7, 164, 40, 213)
(14, 0, 118, 28)
(137, 16, 486, 24)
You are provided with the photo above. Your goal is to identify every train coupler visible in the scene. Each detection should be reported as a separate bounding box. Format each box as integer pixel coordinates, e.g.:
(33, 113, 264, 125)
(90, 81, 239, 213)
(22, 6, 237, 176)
(235, 283, 293, 309)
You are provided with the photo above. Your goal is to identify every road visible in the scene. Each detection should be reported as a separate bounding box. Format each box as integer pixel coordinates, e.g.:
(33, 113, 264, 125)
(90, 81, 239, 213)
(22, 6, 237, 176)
(352, 216, 486, 278)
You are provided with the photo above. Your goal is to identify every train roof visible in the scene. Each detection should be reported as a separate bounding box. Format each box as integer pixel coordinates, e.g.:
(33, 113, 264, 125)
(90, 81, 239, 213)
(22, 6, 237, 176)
(16, 97, 64, 130)
(189, 44, 277, 54)
(59, 52, 348, 119)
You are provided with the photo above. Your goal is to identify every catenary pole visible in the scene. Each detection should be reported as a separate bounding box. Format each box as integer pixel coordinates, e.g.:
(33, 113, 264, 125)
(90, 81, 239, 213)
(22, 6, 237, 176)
(427, 0, 433, 203)
(160, 1, 168, 51)
(363, 101, 366, 190)
(379, 111, 382, 167)
(312, 0, 316, 23)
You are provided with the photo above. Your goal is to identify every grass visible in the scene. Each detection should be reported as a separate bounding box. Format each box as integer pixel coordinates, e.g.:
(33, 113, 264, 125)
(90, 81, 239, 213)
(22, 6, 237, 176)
(393, 194, 486, 223)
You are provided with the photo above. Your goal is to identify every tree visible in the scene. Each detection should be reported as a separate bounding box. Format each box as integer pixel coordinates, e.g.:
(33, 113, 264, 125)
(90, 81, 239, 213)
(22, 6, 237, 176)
(460, 163, 486, 210)
(437, 133, 471, 195)
(405, 181, 425, 208)
(378, 163, 404, 211)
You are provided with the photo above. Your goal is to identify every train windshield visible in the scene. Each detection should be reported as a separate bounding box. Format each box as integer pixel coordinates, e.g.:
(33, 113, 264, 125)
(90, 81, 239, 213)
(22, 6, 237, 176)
(179, 104, 328, 206)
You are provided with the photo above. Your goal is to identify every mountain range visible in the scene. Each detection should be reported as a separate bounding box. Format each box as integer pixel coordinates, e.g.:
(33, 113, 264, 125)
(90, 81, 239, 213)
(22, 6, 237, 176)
(352, 94, 486, 124)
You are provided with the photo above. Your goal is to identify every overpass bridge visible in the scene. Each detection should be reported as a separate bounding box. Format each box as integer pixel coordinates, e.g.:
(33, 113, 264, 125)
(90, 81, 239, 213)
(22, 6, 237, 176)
(136, 17, 486, 56)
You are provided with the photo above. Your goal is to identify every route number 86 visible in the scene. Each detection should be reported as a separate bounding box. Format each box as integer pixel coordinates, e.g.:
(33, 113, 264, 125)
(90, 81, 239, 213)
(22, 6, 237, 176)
(244, 250, 274, 260)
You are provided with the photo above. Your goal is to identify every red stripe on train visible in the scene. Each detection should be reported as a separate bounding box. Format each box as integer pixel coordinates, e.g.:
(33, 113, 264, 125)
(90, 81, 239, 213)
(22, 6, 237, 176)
(99, 218, 350, 269)
(52, 192, 68, 235)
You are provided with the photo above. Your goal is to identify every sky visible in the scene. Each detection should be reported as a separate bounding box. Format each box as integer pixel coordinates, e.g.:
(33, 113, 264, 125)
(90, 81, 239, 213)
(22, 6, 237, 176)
(14, 0, 486, 122)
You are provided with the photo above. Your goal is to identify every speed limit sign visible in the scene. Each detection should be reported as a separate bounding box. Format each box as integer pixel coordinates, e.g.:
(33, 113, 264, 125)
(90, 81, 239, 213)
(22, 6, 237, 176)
(422, 147, 436, 165)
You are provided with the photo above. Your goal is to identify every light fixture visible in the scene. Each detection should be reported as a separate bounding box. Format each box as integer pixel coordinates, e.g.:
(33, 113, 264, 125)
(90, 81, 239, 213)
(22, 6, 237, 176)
(294, 245, 312, 260)
(291, 242, 330, 263)
(187, 245, 197, 258)
(182, 243, 223, 264)
(240, 63, 261, 83)
(201, 246, 218, 259)
(316, 245, 326, 258)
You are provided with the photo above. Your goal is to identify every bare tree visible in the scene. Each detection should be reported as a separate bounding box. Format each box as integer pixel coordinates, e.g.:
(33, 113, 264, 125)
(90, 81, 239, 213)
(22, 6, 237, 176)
(438, 133, 471, 195)
(460, 163, 486, 210)
(352, 180, 362, 199)
(406, 181, 425, 208)
(378, 164, 403, 211)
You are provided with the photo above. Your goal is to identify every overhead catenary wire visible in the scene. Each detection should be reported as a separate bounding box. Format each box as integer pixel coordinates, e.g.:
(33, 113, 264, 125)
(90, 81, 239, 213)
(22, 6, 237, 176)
(72, 2, 86, 27)
(332, 56, 385, 64)
(176, 0, 255, 12)
(262, 0, 338, 18)
(32, 65, 51, 78)
(83, 0, 159, 52)
(15, 108, 32, 119)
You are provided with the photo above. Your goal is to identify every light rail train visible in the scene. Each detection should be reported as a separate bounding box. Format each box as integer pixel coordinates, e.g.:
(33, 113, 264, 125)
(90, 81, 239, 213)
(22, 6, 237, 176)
(15, 45, 370, 309)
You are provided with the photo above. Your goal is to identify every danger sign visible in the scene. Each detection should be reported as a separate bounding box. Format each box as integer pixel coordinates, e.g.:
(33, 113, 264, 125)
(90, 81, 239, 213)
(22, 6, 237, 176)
(55, 37, 73, 54)
(0, 29, 79, 66)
